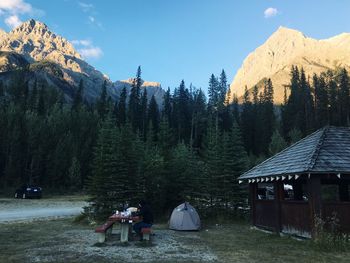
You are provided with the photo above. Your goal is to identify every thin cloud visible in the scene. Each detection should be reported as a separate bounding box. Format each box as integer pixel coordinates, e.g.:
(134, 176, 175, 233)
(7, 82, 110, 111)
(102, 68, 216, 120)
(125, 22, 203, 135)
(0, 0, 44, 29)
(79, 46, 103, 59)
(0, 0, 32, 14)
(78, 2, 94, 13)
(264, 7, 279, 18)
(72, 39, 103, 60)
(5, 15, 22, 29)
(77, 2, 103, 30)
(71, 39, 92, 47)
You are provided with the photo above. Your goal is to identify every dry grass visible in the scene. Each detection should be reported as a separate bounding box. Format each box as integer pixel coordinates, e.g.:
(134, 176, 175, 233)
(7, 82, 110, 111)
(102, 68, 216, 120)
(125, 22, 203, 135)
(0, 218, 349, 263)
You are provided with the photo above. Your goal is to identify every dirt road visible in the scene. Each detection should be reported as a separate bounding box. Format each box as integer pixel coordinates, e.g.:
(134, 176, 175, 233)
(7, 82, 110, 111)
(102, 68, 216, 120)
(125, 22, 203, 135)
(0, 197, 87, 223)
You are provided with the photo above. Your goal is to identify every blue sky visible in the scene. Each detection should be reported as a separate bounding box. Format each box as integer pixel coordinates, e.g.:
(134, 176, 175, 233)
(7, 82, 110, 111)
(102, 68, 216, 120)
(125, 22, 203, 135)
(1, 0, 350, 91)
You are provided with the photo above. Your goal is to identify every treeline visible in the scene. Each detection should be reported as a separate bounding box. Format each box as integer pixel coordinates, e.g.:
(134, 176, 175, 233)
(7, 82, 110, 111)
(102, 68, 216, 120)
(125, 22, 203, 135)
(0, 65, 349, 218)
(0, 71, 98, 191)
(86, 67, 249, 218)
(281, 66, 350, 137)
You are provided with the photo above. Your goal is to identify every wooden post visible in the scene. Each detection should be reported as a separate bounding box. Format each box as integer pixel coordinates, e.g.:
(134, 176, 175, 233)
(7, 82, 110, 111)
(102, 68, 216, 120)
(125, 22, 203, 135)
(308, 176, 322, 238)
(97, 233, 106, 243)
(274, 181, 283, 234)
(120, 222, 129, 242)
(249, 183, 257, 226)
(339, 181, 349, 201)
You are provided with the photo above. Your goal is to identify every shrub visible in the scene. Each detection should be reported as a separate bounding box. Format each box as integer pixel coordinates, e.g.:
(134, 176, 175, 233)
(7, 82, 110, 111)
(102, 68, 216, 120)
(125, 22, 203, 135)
(313, 212, 350, 251)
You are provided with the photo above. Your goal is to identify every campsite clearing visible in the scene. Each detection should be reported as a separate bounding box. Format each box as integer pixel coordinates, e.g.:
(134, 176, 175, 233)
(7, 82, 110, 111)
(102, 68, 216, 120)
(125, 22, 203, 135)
(0, 218, 349, 263)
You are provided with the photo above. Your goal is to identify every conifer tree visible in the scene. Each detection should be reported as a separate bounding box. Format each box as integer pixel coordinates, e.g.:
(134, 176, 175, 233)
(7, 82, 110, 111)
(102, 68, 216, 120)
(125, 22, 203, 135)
(338, 68, 349, 126)
(86, 115, 121, 219)
(29, 79, 38, 112)
(148, 95, 160, 141)
(299, 68, 314, 134)
(241, 87, 254, 153)
(269, 130, 287, 155)
(219, 70, 227, 107)
(141, 89, 148, 139)
(128, 66, 142, 131)
(37, 84, 46, 116)
(162, 87, 172, 124)
(203, 123, 222, 207)
(328, 76, 338, 125)
(97, 80, 108, 119)
(173, 80, 191, 142)
(68, 156, 81, 190)
(116, 87, 127, 125)
(223, 122, 248, 209)
(72, 79, 84, 111)
(314, 74, 329, 128)
(0, 81, 3, 97)
(208, 74, 219, 110)
(260, 78, 275, 155)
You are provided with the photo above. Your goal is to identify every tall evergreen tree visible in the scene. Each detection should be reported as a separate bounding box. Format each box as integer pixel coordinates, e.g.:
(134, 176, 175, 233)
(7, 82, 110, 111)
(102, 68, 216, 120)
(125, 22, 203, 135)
(314, 74, 329, 128)
(241, 87, 254, 153)
(162, 87, 172, 124)
(128, 66, 142, 131)
(141, 89, 148, 139)
(29, 80, 38, 112)
(147, 95, 160, 141)
(72, 79, 84, 111)
(116, 87, 127, 125)
(37, 84, 46, 116)
(222, 122, 248, 209)
(97, 80, 108, 119)
(328, 75, 339, 125)
(338, 68, 349, 126)
(86, 115, 122, 219)
(269, 130, 288, 155)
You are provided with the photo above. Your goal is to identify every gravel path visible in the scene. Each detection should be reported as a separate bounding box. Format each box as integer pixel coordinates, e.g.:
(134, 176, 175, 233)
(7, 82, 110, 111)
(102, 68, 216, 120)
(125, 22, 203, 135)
(0, 197, 86, 223)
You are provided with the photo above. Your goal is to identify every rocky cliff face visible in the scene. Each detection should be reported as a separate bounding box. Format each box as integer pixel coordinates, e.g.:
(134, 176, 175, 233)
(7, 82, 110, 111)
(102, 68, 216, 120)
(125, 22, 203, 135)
(0, 19, 109, 100)
(112, 78, 165, 107)
(0, 19, 164, 104)
(229, 27, 350, 104)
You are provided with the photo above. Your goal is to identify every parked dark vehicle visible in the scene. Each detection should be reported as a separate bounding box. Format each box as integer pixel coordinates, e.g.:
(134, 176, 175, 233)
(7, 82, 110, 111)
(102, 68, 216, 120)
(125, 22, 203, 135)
(15, 185, 42, 199)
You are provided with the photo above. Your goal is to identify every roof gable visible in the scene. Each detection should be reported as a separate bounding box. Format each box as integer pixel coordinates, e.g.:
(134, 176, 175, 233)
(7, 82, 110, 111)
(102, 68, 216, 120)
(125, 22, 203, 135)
(239, 127, 350, 179)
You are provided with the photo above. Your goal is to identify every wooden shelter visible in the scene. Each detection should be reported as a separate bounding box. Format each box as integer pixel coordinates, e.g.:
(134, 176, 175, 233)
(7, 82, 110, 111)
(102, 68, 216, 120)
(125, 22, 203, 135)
(239, 126, 350, 238)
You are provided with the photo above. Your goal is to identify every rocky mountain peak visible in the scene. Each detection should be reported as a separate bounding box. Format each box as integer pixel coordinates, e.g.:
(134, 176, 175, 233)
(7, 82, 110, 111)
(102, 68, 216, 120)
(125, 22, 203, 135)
(0, 19, 164, 103)
(229, 26, 350, 104)
(0, 29, 7, 39)
(2, 19, 81, 61)
(11, 19, 49, 36)
(119, 78, 161, 88)
(274, 26, 305, 37)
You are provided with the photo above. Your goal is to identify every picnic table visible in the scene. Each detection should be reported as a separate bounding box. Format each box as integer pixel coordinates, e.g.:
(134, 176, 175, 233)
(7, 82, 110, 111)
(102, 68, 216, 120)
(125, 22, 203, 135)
(108, 214, 140, 242)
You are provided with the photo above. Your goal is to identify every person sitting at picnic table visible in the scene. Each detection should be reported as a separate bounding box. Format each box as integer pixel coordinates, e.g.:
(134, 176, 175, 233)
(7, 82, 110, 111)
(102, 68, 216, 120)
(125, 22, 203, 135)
(133, 200, 153, 240)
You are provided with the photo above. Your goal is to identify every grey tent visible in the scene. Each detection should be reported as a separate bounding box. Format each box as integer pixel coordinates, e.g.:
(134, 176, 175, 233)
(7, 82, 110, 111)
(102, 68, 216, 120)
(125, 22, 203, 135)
(169, 202, 201, 231)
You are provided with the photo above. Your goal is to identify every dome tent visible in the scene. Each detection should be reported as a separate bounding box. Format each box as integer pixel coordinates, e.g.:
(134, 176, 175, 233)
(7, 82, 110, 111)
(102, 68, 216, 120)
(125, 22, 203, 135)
(169, 202, 201, 231)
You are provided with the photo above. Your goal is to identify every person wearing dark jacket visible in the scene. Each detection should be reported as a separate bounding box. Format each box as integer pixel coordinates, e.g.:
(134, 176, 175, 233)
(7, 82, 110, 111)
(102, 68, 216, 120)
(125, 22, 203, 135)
(133, 200, 153, 240)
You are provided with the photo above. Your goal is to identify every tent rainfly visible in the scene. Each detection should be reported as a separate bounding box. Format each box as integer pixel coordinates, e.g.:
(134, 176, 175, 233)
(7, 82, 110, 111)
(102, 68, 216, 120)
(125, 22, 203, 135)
(169, 202, 201, 231)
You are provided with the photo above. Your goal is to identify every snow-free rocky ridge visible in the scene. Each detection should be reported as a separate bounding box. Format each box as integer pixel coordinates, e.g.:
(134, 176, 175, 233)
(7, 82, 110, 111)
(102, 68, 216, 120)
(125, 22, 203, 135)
(229, 27, 350, 103)
(0, 19, 164, 103)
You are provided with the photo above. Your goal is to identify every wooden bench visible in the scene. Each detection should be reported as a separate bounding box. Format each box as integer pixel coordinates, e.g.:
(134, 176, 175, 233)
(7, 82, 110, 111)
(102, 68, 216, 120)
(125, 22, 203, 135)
(95, 220, 115, 243)
(141, 227, 152, 241)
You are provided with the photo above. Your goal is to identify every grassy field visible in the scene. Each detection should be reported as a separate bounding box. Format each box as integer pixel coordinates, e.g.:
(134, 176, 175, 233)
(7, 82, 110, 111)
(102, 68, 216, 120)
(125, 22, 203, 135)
(0, 218, 349, 263)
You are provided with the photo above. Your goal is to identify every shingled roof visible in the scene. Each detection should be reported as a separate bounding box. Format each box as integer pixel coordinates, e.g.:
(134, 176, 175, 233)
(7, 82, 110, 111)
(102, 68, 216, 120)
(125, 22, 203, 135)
(239, 126, 350, 180)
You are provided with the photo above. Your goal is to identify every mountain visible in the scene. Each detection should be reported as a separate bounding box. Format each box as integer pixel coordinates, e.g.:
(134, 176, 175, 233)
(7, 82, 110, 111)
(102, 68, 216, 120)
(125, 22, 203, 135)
(0, 19, 164, 104)
(229, 27, 350, 104)
(113, 79, 165, 107)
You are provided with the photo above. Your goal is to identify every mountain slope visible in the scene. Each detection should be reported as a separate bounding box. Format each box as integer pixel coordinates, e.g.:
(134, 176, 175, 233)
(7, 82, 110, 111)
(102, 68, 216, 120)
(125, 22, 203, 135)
(113, 79, 165, 106)
(0, 19, 165, 104)
(229, 27, 350, 104)
(0, 19, 109, 100)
